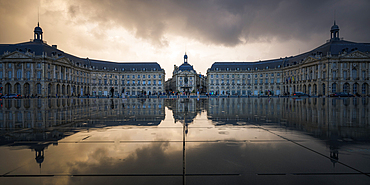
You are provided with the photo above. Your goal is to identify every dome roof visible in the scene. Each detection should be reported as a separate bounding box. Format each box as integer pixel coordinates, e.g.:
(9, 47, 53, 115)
(34, 23, 43, 33)
(179, 62, 194, 71)
(331, 22, 339, 31)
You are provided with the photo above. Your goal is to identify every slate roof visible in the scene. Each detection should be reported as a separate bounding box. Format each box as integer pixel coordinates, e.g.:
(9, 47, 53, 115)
(0, 41, 164, 71)
(178, 62, 195, 71)
(209, 39, 370, 71)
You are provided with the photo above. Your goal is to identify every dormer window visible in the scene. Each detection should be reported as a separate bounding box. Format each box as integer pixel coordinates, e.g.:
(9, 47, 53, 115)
(237, 68, 240, 71)
(122, 68, 125, 71)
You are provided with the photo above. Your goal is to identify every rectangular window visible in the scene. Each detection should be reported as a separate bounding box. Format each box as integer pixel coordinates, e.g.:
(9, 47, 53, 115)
(8, 71, 12, 79)
(0, 63, 2, 68)
(0, 71, 2, 79)
(37, 84, 41, 94)
(271, 78, 274, 83)
(159, 74, 161, 78)
(37, 63, 41, 68)
(153, 80, 156, 85)
(26, 63, 30, 68)
(37, 71, 41, 78)
(143, 80, 146, 85)
(343, 71, 347, 79)
(127, 80, 130, 84)
(8, 63, 12, 69)
(277, 78, 280, 83)
(158, 80, 161, 85)
(148, 80, 151, 85)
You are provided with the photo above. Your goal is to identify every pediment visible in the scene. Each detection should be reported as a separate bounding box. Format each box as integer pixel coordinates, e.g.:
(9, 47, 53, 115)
(302, 56, 318, 64)
(2, 51, 32, 59)
(55, 56, 72, 65)
(344, 50, 369, 58)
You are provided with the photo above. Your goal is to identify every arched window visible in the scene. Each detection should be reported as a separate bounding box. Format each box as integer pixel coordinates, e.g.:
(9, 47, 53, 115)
(343, 83, 349, 93)
(353, 83, 358, 94)
(322, 83, 326, 95)
(332, 83, 337, 93)
(16, 83, 21, 94)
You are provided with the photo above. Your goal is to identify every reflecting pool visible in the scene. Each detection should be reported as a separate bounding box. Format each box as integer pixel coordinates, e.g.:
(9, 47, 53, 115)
(0, 98, 369, 185)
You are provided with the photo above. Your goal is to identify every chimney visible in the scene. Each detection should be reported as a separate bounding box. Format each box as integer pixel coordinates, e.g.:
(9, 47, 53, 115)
(52, 45, 57, 49)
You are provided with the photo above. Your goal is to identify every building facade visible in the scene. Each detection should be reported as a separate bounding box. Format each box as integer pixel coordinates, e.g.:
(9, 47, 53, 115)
(0, 23, 165, 97)
(165, 53, 206, 94)
(207, 22, 370, 96)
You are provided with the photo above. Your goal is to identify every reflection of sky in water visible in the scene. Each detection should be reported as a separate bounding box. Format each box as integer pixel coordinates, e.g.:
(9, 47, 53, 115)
(0, 98, 369, 185)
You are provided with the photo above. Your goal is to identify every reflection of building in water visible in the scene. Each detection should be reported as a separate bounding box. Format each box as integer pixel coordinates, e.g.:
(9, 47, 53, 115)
(0, 98, 165, 130)
(0, 98, 165, 168)
(165, 98, 207, 124)
(208, 98, 370, 131)
(207, 97, 370, 166)
(90, 98, 165, 126)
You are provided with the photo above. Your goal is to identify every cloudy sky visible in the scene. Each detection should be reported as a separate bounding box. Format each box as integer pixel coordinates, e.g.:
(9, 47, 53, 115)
(1, 0, 370, 79)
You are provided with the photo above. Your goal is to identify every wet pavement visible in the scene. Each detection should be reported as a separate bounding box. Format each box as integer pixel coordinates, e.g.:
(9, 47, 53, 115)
(0, 98, 369, 185)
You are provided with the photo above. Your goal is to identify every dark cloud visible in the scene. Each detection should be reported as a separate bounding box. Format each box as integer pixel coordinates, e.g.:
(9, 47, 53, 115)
(67, 0, 370, 47)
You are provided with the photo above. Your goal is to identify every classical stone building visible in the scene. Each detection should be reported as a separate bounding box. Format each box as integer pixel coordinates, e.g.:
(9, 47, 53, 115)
(207, 22, 370, 96)
(165, 53, 206, 94)
(0, 23, 165, 97)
